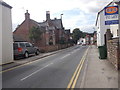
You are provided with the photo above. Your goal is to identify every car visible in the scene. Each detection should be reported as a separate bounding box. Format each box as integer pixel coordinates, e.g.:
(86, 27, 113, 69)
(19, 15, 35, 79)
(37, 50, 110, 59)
(13, 42, 40, 59)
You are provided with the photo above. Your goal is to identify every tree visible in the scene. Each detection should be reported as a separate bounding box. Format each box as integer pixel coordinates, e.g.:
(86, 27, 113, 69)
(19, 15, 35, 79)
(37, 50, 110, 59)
(29, 26, 44, 43)
(72, 28, 83, 44)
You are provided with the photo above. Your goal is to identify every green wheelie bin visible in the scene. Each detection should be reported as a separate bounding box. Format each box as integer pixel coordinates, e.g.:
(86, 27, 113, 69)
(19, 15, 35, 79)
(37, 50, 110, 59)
(98, 45, 107, 59)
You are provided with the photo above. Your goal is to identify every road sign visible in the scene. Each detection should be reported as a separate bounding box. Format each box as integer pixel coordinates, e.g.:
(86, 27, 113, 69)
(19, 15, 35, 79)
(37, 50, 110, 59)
(105, 20, 119, 25)
(105, 6, 119, 25)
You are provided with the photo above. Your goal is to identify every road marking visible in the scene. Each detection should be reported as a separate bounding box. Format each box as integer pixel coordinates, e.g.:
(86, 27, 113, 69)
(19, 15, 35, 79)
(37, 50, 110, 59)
(70, 49, 80, 54)
(1, 46, 79, 73)
(0, 54, 56, 73)
(71, 56, 85, 88)
(20, 62, 53, 81)
(67, 46, 89, 89)
(80, 52, 89, 88)
(61, 54, 71, 59)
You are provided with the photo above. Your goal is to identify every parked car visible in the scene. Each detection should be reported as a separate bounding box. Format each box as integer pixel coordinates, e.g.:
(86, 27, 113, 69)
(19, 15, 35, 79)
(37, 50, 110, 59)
(13, 42, 40, 59)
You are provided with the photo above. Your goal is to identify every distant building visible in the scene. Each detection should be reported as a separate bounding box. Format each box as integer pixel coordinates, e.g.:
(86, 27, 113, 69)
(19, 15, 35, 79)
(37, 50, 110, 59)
(65, 29, 71, 42)
(77, 38, 86, 45)
(93, 31, 97, 45)
(85, 34, 91, 45)
(13, 10, 70, 50)
(0, 1, 13, 64)
(95, 2, 119, 46)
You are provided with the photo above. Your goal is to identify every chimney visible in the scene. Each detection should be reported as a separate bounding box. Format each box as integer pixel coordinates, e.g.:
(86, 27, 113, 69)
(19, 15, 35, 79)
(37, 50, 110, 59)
(46, 11, 50, 20)
(25, 10, 30, 20)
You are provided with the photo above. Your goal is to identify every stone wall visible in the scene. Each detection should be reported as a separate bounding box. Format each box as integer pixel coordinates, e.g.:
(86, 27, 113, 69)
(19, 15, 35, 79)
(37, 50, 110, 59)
(107, 38, 120, 70)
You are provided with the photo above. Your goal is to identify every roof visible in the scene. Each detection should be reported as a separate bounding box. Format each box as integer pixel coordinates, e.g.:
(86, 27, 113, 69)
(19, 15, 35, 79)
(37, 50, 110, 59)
(31, 19, 40, 26)
(39, 18, 64, 30)
(51, 19, 63, 29)
(0, 1, 12, 9)
(95, 1, 113, 26)
(39, 21, 47, 27)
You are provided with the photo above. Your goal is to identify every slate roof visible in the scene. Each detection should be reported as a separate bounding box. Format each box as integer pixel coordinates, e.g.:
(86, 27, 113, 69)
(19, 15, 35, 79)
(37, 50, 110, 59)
(51, 19, 63, 29)
(31, 19, 40, 26)
(38, 18, 63, 30)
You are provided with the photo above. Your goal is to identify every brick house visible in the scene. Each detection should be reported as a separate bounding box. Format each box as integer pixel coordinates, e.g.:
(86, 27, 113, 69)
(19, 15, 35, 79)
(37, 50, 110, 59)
(85, 34, 91, 45)
(93, 31, 97, 45)
(65, 29, 71, 42)
(13, 10, 70, 51)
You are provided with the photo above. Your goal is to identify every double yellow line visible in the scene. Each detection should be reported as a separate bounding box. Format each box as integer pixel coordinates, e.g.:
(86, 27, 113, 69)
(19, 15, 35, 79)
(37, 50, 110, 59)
(67, 46, 89, 89)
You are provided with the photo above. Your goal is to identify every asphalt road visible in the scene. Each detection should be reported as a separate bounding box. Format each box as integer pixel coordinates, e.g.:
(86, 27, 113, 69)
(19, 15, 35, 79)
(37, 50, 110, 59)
(2, 45, 88, 88)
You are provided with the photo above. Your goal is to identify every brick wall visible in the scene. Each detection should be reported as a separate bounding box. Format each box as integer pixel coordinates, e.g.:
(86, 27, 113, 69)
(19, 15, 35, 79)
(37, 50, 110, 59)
(107, 38, 120, 70)
(39, 44, 69, 52)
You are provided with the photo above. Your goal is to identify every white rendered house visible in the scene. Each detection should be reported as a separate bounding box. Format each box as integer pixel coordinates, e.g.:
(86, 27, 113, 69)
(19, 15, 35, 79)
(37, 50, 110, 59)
(96, 1, 119, 46)
(0, 1, 13, 65)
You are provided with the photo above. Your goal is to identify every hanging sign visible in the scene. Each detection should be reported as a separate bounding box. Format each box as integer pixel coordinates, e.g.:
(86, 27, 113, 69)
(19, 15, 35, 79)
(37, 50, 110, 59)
(104, 6, 119, 25)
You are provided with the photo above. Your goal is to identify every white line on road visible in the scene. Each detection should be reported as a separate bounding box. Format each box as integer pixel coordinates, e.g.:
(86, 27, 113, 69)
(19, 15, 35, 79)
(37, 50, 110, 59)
(70, 49, 80, 54)
(61, 54, 71, 59)
(20, 63, 53, 81)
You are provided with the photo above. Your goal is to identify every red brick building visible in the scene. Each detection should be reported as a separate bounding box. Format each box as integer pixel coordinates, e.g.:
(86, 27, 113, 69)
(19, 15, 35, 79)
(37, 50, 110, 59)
(13, 10, 70, 51)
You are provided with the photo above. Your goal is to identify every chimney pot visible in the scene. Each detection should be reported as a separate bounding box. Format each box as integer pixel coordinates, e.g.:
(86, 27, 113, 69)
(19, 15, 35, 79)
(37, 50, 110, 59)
(46, 11, 50, 20)
(25, 10, 30, 20)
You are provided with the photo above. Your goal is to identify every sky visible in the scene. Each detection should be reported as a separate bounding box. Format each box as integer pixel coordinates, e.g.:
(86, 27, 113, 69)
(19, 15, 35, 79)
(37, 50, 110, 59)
(3, 0, 113, 33)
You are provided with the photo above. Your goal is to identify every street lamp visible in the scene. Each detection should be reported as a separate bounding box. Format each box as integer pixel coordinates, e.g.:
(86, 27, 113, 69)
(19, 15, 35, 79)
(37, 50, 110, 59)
(113, 0, 120, 50)
(61, 14, 63, 20)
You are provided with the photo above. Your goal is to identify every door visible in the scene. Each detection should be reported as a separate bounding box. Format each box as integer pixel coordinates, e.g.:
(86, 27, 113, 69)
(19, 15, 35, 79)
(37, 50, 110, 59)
(25, 43, 35, 54)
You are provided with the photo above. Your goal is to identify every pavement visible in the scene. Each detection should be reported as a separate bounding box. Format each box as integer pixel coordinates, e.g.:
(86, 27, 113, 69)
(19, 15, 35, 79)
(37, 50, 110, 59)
(76, 45, 118, 88)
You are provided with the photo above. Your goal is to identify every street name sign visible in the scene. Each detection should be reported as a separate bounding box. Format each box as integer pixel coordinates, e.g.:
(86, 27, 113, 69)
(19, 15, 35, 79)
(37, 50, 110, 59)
(105, 6, 119, 25)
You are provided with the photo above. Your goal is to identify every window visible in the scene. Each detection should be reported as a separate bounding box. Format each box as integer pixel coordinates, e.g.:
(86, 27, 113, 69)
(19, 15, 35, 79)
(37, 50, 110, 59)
(19, 43, 25, 48)
(25, 43, 31, 47)
(29, 43, 33, 47)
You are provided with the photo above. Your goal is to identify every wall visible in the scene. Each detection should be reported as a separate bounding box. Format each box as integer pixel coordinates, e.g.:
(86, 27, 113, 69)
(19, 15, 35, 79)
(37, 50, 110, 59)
(0, 2, 2, 64)
(107, 38, 120, 70)
(96, 10, 110, 46)
(1, 4, 13, 64)
(14, 20, 29, 41)
(40, 44, 69, 52)
(110, 24, 118, 38)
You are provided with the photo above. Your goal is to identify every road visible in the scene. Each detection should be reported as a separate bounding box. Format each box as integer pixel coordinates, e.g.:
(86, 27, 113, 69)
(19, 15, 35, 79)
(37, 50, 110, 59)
(2, 45, 88, 88)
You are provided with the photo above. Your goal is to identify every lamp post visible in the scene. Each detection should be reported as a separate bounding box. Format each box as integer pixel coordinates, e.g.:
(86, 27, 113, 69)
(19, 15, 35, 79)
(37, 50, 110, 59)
(61, 14, 63, 20)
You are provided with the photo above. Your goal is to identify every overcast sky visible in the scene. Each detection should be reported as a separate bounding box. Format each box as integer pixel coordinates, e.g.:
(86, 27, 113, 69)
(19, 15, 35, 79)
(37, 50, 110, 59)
(3, 0, 113, 33)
